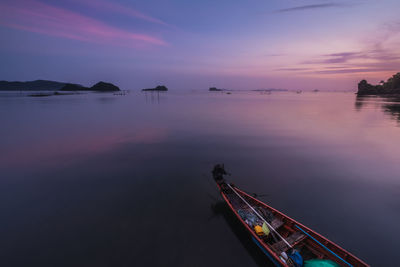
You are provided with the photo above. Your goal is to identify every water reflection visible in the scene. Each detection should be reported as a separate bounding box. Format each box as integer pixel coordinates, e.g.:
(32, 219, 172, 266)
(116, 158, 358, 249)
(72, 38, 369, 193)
(354, 96, 364, 111)
(355, 95, 400, 122)
(210, 201, 273, 267)
(97, 95, 118, 103)
(144, 91, 166, 104)
(383, 98, 400, 121)
(1, 91, 400, 266)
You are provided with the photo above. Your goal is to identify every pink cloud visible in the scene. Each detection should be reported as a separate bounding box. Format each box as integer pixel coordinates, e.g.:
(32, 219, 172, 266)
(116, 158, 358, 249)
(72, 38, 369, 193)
(0, 0, 167, 47)
(277, 48, 400, 77)
(71, 0, 169, 26)
(272, 19, 400, 81)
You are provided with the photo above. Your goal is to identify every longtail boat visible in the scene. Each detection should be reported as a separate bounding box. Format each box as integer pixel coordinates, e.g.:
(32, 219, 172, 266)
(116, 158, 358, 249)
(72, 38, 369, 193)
(212, 165, 369, 267)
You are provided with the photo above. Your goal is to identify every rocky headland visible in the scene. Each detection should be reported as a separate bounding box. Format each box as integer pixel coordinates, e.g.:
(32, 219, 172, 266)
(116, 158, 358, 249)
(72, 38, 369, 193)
(357, 72, 400, 95)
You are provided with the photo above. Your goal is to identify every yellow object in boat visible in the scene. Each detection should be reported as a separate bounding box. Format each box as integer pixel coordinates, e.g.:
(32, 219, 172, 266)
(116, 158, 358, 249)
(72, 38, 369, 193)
(254, 225, 264, 236)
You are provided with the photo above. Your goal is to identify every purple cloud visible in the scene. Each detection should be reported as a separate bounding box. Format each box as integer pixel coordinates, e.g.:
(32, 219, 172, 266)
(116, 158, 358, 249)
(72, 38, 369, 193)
(302, 52, 362, 64)
(302, 48, 400, 65)
(0, 0, 167, 47)
(276, 3, 346, 13)
(281, 46, 400, 76)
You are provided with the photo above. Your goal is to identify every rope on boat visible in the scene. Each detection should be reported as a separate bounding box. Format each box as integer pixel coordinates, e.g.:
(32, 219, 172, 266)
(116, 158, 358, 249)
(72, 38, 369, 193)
(226, 183, 293, 248)
(295, 225, 353, 267)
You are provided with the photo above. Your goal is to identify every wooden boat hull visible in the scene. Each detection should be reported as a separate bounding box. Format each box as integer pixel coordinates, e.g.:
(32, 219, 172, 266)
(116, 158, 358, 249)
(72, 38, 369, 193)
(216, 181, 369, 267)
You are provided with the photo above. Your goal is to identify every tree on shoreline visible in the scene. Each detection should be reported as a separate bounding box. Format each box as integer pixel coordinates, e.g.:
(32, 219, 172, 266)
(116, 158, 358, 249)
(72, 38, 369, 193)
(357, 72, 400, 95)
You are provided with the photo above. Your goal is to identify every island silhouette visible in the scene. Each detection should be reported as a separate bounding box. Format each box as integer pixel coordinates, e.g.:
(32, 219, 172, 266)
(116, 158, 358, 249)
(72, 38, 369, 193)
(357, 72, 400, 95)
(0, 80, 120, 92)
(141, 85, 168, 91)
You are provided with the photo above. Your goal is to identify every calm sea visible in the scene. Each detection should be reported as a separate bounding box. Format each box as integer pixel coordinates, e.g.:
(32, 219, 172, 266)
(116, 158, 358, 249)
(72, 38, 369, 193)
(0, 91, 399, 266)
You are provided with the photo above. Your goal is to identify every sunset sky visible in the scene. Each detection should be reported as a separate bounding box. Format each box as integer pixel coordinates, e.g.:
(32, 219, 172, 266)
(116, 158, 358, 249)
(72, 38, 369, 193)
(1, 0, 399, 90)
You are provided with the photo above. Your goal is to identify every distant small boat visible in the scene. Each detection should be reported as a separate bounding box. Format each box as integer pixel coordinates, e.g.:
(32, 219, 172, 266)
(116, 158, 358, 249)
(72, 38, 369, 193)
(212, 165, 369, 267)
(296, 90, 302, 94)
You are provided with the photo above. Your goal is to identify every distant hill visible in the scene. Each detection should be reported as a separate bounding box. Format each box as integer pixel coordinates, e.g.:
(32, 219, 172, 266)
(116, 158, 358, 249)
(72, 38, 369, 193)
(90, 82, 120, 92)
(0, 80, 72, 91)
(60, 81, 120, 92)
(0, 80, 121, 92)
(60, 83, 88, 91)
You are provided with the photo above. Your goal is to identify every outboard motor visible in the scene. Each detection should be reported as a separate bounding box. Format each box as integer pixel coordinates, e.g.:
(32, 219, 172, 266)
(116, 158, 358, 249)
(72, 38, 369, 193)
(212, 164, 227, 184)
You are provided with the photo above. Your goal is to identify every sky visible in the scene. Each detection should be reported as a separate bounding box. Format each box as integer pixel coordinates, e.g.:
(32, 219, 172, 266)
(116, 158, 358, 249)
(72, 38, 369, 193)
(0, 0, 399, 90)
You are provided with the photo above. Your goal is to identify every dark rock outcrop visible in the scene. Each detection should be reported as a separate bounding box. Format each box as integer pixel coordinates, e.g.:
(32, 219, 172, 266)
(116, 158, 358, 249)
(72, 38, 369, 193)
(90, 81, 120, 92)
(142, 85, 168, 91)
(357, 72, 400, 95)
(209, 87, 223, 91)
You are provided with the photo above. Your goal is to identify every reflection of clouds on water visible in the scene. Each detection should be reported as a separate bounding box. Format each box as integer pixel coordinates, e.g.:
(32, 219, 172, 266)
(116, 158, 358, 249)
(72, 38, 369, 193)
(210, 201, 272, 267)
(2, 92, 400, 266)
(0, 127, 169, 169)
